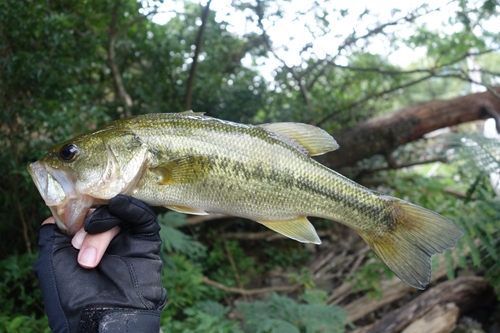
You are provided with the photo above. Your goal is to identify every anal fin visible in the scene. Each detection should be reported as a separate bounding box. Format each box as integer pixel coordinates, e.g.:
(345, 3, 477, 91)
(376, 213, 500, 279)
(257, 217, 321, 244)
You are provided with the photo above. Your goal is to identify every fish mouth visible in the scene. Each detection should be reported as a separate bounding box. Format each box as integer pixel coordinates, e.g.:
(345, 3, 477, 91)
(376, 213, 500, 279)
(28, 161, 93, 235)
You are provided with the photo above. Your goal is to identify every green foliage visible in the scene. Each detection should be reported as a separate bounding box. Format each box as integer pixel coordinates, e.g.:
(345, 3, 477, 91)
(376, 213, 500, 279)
(0, 253, 49, 333)
(203, 239, 256, 294)
(289, 267, 316, 290)
(161, 254, 211, 318)
(298, 289, 329, 305)
(162, 301, 243, 333)
(443, 134, 500, 293)
(157, 211, 207, 260)
(0, 253, 43, 316)
(238, 293, 349, 333)
(0, 315, 50, 333)
(261, 242, 311, 271)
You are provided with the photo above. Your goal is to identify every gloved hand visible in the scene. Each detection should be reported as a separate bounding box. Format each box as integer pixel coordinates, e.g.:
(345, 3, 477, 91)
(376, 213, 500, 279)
(34, 195, 167, 333)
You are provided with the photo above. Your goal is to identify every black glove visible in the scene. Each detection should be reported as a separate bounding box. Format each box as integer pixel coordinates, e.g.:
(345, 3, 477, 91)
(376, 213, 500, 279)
(34, 195, 167, 333)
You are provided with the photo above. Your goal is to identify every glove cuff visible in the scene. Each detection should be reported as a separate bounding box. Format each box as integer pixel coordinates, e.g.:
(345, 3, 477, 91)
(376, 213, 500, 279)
(78, 308, 162, 333)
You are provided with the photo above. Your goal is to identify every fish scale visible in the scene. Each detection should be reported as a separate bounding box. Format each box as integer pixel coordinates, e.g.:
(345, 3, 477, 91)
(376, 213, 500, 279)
(28, 111, 463, 289)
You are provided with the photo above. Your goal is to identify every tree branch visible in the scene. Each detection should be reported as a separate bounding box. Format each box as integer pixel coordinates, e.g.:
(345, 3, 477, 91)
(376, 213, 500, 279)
(317, 74, 434, 126)
(254, 0, 311, 108)
(184, 0, 212, 111)
(223, 237, 247, 301)
(361, 157, 447, 174)
(304, 4, 484, 92)
(202, 276, 301, 296)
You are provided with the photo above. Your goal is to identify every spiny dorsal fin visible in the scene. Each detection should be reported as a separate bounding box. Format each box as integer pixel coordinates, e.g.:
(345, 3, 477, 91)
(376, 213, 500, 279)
(179, 110, 206, 116)
(257, 217, 321, 244)
(258, 122, 339, 156)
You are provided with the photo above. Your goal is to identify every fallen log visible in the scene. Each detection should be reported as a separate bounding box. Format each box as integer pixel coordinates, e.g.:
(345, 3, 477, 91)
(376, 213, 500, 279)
(319, 89, 500, 169)
(401, 302, 459, 333)
(344, 278, 413, 323)
(342, 250, 451, 322)
(352, 276, 494, 333)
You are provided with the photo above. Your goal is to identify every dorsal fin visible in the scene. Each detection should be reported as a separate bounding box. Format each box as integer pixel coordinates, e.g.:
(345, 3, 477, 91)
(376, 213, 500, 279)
(179, 110, 206, 116)
(258, 122, 339, 156)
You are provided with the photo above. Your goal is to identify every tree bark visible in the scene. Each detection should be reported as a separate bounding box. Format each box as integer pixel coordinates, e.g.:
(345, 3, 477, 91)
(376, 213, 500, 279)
(318, 89, 500, 169)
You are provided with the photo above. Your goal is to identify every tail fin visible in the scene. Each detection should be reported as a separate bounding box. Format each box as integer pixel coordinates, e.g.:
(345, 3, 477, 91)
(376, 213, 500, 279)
(360, 199, 464, 289)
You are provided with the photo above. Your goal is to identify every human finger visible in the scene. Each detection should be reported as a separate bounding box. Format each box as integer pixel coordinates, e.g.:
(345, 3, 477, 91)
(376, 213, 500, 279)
(76, 226, 121, 269)
(42, 217, 56, 225)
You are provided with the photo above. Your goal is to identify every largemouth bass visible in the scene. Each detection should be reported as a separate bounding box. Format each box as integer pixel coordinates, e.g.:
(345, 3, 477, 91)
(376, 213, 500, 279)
(28, 111, 463, 289)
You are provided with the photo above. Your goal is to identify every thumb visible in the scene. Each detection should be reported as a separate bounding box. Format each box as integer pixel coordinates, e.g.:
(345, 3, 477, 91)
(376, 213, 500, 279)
(108, 195, 160, 236)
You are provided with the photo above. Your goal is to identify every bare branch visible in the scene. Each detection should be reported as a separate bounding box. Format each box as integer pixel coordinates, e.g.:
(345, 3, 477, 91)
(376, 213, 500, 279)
(434, 71, 500, 101)
(329, 64, 433, 75)
(334, 3, 449, 58)
(361, 157, 447, 174)
(481, 68, 500, 76)
(254, 0, 311, 107)
(202, 276, 301, 296)
(317, 74, 434, 126)
(223, 237, 247, 301)
(325, 48, 498, 77)
(304, 2, 464, 91)
(118, 8, 158, 35)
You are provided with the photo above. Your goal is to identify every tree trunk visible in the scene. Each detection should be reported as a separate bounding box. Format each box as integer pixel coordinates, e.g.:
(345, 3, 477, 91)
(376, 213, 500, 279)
(318, 89, 500, 169)
(184, 0, 212, 111)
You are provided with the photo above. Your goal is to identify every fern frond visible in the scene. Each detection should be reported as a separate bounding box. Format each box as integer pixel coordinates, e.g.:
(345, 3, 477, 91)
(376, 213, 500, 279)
(157, 211, 207, 259)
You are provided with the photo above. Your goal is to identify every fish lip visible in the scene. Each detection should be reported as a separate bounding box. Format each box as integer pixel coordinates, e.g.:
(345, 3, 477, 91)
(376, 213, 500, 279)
(28, 161, 76, 206)
(28, 161, 92, 235)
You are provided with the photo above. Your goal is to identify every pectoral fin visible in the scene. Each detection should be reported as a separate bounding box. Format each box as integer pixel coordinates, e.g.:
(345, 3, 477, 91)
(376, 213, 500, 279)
(258, 122, 339, 156)
(152, 155, 212, 185)
(257, 217, 321, 244)
(165, 205, 208, 215)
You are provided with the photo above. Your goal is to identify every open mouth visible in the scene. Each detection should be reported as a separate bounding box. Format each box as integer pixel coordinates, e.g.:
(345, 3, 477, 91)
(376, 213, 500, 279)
(28, 161, 93, 235)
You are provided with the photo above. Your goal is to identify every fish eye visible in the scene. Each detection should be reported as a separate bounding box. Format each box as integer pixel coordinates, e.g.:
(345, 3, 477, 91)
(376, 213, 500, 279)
(59, 144, 80, 161)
